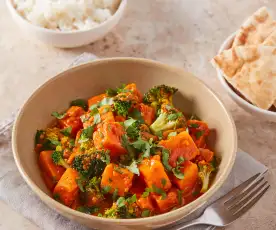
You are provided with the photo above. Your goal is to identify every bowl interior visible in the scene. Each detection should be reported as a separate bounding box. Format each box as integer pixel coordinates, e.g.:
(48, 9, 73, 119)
(13, 58, 236, 228)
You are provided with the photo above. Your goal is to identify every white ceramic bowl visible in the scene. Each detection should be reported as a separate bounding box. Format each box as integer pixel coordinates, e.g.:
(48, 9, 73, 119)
(6, 0, 127, 48)
(216, 33, 276, 122)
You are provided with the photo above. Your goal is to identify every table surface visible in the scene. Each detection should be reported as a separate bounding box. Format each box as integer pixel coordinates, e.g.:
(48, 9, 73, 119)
(1, 0, 276, 229)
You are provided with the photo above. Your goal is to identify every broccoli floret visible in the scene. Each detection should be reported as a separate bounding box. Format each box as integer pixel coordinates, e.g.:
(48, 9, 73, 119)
(143, 85, 178, 112)
(72, 153, 106, 178)
(51, 151, 70, 169)
(198, 161, 215, 193)
(114, 100, 132, 117)
(150, 104, 186, 135)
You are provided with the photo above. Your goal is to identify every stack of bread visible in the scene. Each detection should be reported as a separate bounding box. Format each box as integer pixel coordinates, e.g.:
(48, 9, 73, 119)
(212, 7, 276, 110)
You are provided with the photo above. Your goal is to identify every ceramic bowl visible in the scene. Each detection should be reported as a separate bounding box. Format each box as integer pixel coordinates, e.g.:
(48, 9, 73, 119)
(12, 58, 237, 229)
(6, 0, 127, 48)
(216, 32, 276, 122)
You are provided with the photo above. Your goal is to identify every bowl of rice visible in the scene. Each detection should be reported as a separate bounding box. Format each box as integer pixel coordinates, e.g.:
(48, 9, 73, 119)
(6, 0, 127, 48)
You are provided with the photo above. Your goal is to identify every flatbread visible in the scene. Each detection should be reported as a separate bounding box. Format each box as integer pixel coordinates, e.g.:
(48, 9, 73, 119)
(232, 7, 276, 46)
(212, 45, 276, 110)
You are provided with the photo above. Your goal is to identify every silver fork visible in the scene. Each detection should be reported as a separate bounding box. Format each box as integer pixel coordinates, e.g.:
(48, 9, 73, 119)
(161, 172, 269, 230)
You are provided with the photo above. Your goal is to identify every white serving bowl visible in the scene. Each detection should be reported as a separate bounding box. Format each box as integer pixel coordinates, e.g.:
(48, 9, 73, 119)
(6, 0, 127, 48)
(215, 32, 276, 122)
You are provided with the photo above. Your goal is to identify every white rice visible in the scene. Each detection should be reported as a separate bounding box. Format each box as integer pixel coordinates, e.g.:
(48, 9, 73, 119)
(12, 0, 121, 31)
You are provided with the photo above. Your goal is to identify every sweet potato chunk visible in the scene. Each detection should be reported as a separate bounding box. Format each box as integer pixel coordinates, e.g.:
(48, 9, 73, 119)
(152, 188, 179, 213)
(101, 163, 134, 196)
(41, 171, 56, 191)
(53, 168, 79, 207)
(137, 196, 155, 212)
(59, 117, 83, 137)
(88, 93, 106, 108)
(172, 161, 198, 195)
(139, 155, 172, 191)
(159, 131, 199, 168)
(138, 103, 156, 126)
(198, 148, 214, 163)
(93, 122, 127, 157)
(39, 151, 65, 184)
(124, 83, 142, 103)
(66, 106, 85, 117)
(187, 120, 210, 148)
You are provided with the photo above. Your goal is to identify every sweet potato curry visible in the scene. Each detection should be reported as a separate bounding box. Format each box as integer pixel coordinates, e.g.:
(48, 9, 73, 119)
(35, 83, 218, 218)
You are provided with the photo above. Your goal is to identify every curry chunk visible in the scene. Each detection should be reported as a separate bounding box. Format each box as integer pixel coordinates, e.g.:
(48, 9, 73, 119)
(139, 155, 172, 191)
(152, 188, 179, 213)
(39, 150, 65, 187)
(101, 163, 134, 196)
(138, 103, 156, 126)
(137, 196, 155, 212)
(93, 122, 127, 157)
(187, 120, 210, 148)
(53, 168, 79, 206)
(172, 161, 198, 195)
(159, 131, 199, 168)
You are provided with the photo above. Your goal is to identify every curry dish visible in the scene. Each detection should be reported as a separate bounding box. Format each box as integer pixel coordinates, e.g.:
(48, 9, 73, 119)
(35, 83, 218, 218)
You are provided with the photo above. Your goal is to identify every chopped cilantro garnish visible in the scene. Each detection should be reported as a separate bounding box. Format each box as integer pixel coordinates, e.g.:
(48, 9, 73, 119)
(172, 167, 185, 179)
(47, 138, 61, 146)
(142, 188, 152, 198)
(51, 111, 66, 119)
(75, 177, 86, 192)
(127, 194, 137, 204)
(195, 130, 204, 139)
(106, 88, 118, 97)
(152, 184, 167, 200)
(78, 126, 94, 143)
(141, 209, 150, 217)
(102, 185, 111, 194)
(116, 197, 126, 208)
(126, 160, 140, 175)
(177, 156, 185, 165)
(189, 123, 199, 128)
(77, 206, 99, 214)
(167, 112, 183, 121)
(60, 126, 72, 136)
(177, 190, 183, 205)
(70, 99, 88, 111)
(162, 148, 172, 171)
(161, 178, 167, 187)
(129, 108, 145, 124)
(113, 188, 119, 201)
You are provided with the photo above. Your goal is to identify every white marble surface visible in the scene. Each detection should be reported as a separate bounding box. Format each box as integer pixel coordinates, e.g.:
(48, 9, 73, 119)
(1, 0, 276, 229)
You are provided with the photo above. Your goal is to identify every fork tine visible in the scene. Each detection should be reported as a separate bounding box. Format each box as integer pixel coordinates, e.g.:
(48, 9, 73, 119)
(225, 175, 265, 208)
(228, 181, 268, 212)
(214, 173, 260, 203)
(233, 183, 270, 217)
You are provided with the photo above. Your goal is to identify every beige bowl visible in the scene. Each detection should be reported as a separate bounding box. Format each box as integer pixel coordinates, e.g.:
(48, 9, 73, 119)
(216, 33, 276, 122)
(12, 58, 237, 229)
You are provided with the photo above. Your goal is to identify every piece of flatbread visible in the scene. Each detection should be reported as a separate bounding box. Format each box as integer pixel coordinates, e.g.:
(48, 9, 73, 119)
(212, 45, 276, 110)
(232, 7, 276, 47)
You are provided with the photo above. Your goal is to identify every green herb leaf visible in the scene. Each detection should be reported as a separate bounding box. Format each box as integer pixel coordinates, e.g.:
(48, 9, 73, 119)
(156, 131, 163, 140)
(70, 99, 88, 110)
(35, 130, 44, 145)
(78, 126, 94, 143)
(113, 188, 119, 201)
(129, 108, 145, 124)
(121, 134, 136, 160)
(99, 98, 114, 107)
(116, 197, 126, 208)
(141, 188, 151, 198)
(51, 111, 66, 119)
(161, 178, 167, 187)
(106, 88, 118, 97)
(177, 156, 185, 165)
(76, 177, 86, 192)
(126, 161, 140, 175)
(77, 206, 99, 214)
(167, 131, 177, 138)
(60, 126, 72, 136)
(132, 138, 151, 159)
(127, 194, 137, 204)
(98, 213, 103, 217)
(93, 113, 101, 125)
(152, 184, 167, 200)
(189, 123, 199, 128)
(172, 167, 185, 179)
(102, 185, 111, 194)
(162, 148, 172, 171)
(167, 112, 183, 121)
(195, 130, 204, 139)
(177, 189, 183, 205)
(141, 209, 150, 217)
(69, 139, 75, 148)
(89, 104, 98, 110)
(47, 138, 61, 146)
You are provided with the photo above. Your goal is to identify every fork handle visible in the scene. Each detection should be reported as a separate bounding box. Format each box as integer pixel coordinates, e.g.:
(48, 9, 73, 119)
(162, 217, 205, 230)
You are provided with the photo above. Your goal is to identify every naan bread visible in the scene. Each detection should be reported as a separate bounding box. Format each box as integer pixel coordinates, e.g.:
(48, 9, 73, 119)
(232, 7, 276, 46)
(212, 45, 276, 110)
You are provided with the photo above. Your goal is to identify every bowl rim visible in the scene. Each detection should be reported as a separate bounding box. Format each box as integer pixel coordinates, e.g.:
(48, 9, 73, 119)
(6, 0, 127, 35)
(216, 32, 276, 116)
(12, 57, 237, 225)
